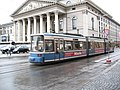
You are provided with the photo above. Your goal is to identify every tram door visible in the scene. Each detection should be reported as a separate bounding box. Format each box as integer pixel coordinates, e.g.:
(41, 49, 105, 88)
(54, 38, 64, 61)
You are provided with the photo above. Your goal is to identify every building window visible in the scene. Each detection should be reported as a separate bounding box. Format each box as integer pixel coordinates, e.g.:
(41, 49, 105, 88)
(59, 19, 63, 31)
(10, 29, 12, 34)
(72, 8, 76, 10)
(91, 17, 94, 30)
(72, 16, 77, 30)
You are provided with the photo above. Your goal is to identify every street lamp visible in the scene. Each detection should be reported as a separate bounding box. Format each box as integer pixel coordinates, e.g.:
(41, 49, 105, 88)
(8, 33, 10, 42)
(116, 26, 117, 47)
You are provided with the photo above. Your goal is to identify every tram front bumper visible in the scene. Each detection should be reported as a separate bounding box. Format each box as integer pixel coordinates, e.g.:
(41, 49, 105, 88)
(29, 57, 44, 63)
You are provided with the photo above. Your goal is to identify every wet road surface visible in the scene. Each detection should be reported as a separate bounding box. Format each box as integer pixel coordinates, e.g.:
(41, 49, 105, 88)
(0, 49, 120, 90)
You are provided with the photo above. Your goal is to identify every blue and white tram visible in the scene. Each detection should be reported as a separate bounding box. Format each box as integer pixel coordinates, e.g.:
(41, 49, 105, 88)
(29, 33, 87, 63)
(29, 33, 113, 63)
(86, 37, 105, 56)
(104, 39, 114, 53)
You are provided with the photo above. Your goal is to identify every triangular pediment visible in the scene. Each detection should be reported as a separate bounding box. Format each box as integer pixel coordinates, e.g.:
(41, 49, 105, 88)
(12, 0, 54, 16)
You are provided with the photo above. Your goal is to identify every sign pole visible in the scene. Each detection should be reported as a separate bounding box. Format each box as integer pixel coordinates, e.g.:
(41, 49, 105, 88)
(104, 29, 111, 63)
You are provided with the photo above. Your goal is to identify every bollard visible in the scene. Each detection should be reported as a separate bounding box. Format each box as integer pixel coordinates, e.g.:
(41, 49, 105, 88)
(105, 59, 111, 63)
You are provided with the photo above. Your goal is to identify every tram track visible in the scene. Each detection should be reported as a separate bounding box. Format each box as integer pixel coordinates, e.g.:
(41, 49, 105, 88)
(41, 53, 120, 89)
(0, 51, 120, 75)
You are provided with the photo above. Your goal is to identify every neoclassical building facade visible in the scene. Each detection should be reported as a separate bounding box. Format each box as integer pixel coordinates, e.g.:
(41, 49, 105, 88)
(11, 0, 120, 43)
(0, 22, 14, 42)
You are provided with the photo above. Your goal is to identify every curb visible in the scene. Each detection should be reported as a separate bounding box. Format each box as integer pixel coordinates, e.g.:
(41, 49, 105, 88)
(0, 54, 29, 59)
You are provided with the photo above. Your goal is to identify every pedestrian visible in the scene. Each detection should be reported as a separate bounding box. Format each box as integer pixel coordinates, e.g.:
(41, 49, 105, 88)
(9, 47, 12, 56)
(6, 49, 9, 56)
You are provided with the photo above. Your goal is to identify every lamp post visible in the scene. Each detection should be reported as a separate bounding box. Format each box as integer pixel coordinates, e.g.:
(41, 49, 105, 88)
(116, 26, 117, 47)
(8, 33, 10, 42)
(104, 28, 111, 63)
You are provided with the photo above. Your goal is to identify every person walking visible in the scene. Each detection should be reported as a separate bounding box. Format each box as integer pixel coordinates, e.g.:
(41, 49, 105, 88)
(9, 47, 12, 56)
(6, 48, 9, 56)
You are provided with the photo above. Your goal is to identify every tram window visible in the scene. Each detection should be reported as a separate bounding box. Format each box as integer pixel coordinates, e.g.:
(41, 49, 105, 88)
(59, 40, 64, 51)
(99, 42, 104, 48)
(83, 42, 86, 49)
(80, 41, 86, 49)
(98, 42, 101, 48)
(65, 41, 73, 51)
(73, 41, 80, 50)
(98, 42, 100, 48)
(38, 41, 44, 52)
(80, 42, 84, 49)
(94, 42, 99, 48)
(31, 35, 44, 52)
(45, 40, 54, 52)
(94, 42, 104, 48)
(90, 41, 95, 49)
(94, 42, 97, 48)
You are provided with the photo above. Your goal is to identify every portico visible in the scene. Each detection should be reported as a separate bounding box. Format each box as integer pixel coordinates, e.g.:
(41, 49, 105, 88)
(11, 0, 66, 43)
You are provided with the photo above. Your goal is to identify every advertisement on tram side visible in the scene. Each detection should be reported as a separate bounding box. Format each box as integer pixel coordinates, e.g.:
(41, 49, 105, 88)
(64, 51, 86, 57)
(95, 49, 104, 53)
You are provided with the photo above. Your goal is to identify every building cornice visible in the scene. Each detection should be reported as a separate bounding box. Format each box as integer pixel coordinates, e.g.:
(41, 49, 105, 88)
(85, 0, 112, 18)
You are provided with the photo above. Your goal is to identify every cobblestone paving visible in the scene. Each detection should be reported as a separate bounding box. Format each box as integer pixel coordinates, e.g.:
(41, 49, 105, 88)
(80, 61, 120, 90)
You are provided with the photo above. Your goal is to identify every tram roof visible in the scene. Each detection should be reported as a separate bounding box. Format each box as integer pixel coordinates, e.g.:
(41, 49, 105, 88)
(31, 33, 85, 38)
(86, 36, 105, 39)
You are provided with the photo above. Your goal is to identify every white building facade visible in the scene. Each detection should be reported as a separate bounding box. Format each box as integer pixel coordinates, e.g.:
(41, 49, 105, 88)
(11, 0, 120, 44)
(0, 22, 14, 42)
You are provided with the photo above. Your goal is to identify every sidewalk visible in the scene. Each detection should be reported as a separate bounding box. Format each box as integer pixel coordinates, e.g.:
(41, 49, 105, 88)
(79, 60, 120, 90)
(0, 52, 29, 59)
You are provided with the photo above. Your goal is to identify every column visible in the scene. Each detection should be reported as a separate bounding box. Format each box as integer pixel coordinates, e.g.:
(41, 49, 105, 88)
(17, 20, 20, 42)
(63, 16, 67, 33)
(33, 16, 37, 34)
(47, 13, 50, 33)
(13, 21, 16, 41)
(27, 17, 31, 42)
(55, 11, 59, 33)
(39, 14, 43, 34)
(83, 10, 88, 36)
(22, 19, 25, 42)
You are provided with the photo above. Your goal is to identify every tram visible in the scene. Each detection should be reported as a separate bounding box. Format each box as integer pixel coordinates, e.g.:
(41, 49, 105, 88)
(29, 33, 114, 63)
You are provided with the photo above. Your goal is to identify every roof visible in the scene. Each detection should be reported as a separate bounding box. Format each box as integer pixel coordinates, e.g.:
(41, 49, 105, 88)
(1, 22, 13, 27)
(11, 0, 56, 16)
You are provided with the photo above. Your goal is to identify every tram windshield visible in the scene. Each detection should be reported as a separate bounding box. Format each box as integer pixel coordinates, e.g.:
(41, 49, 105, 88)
(31, 35, 44, 52)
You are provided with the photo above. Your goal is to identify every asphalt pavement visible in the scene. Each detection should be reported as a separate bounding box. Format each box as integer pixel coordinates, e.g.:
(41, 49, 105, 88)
(1, 48, 120, 90)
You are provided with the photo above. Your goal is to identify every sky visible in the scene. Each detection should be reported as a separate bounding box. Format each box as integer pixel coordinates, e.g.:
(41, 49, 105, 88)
(0, 0, 120, 24)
